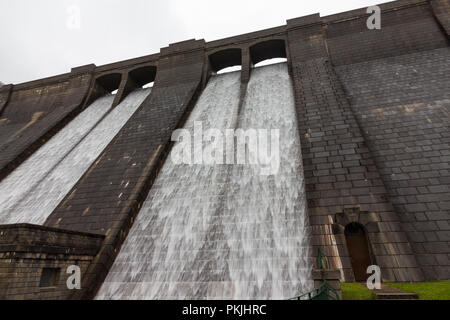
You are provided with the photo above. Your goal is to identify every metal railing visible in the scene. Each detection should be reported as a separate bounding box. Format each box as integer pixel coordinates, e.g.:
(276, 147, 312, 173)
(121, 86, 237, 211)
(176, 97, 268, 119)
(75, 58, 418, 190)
(288, 280, 340, 301)
(288, 248, 340, 300)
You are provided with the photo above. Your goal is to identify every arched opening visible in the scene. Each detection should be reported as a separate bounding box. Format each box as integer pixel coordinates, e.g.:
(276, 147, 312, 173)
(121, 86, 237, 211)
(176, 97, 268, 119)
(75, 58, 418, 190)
(345, 222, 372, 282)
(84, 73, 122, 107)
(250, 39, 287, 68)
(129, 65, 157, 89)
(208, 48, 242, 74)
(96, 73, 122, 94)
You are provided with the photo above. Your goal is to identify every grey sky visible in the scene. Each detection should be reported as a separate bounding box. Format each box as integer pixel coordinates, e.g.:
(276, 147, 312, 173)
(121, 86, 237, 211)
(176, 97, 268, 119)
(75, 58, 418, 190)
(0, 0, 391, 84)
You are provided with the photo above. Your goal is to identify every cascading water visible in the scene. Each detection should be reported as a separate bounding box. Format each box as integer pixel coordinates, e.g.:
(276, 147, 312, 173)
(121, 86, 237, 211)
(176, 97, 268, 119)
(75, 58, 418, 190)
(0, 94, 114, 224)
(97, 63, 312, 300)
(220, 63, 312, 299)
(0, 88, 151, 225)
(97, 71, 242, 299)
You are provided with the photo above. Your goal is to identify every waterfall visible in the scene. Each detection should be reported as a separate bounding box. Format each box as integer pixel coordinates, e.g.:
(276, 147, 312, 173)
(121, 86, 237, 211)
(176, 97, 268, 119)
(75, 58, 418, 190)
(0, 88, 150, 225)
(97, 71, 242, 299)
(97, 63, 312, 300)
(221, 63, 312, 299)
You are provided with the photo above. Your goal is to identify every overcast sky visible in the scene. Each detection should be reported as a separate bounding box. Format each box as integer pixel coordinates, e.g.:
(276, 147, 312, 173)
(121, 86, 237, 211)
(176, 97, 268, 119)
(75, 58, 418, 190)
(0, 0, 391, 84)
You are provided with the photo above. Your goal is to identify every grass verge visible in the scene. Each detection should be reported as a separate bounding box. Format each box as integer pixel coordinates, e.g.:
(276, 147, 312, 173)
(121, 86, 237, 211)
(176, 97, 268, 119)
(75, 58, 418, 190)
(341, 283, 377, 300)
(385, 281, 450, 300)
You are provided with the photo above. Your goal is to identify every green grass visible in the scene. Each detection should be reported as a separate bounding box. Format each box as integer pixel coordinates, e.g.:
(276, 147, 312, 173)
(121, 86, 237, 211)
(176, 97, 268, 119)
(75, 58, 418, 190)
(341, 283, 377, 300)
(385, 281, 450, 300)
(341, 281, 450, 300)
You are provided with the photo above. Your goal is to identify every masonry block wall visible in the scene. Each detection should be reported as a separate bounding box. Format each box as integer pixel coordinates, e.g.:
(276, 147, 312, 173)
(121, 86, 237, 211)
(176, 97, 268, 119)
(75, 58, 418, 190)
(0, 224, 103, 299)
(431, 0, 450, 35)
(335, 48, 450, 280)
(0, 0, 448, 299)
(0, 69, 94, 181)
(325, 1, 447, 65)
(286, 12, 423, 282)
(322, 0, 450, 281)
(0, 85, 12, 115)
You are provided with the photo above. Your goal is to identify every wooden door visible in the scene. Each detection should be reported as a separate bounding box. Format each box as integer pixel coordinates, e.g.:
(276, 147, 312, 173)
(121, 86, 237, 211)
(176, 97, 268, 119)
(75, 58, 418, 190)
(345, 223, 372, 282)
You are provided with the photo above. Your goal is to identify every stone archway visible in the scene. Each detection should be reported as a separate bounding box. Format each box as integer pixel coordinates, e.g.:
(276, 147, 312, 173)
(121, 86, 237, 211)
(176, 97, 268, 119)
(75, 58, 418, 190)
(331, 207, 378, 282)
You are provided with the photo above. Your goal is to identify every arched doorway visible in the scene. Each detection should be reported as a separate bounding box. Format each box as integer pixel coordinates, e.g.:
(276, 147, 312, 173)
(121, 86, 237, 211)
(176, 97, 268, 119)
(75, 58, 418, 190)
(345, 222, 372, 282)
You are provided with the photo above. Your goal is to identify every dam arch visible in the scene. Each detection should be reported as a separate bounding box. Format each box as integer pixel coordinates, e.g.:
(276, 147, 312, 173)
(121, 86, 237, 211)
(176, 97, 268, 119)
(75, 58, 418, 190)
(84, 72, 123, 107)
(95, 73, 122, 94)
(128, 65, 157, 88)
(249, 39, 287, 67)
(208, 48, 242, 74)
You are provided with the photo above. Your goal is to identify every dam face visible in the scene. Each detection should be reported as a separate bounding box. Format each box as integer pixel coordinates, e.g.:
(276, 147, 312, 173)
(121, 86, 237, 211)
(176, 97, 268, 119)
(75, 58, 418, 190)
(0, 89, 150, 225)
(0, 0, 449, 300)
(97, 64, 312, 300)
